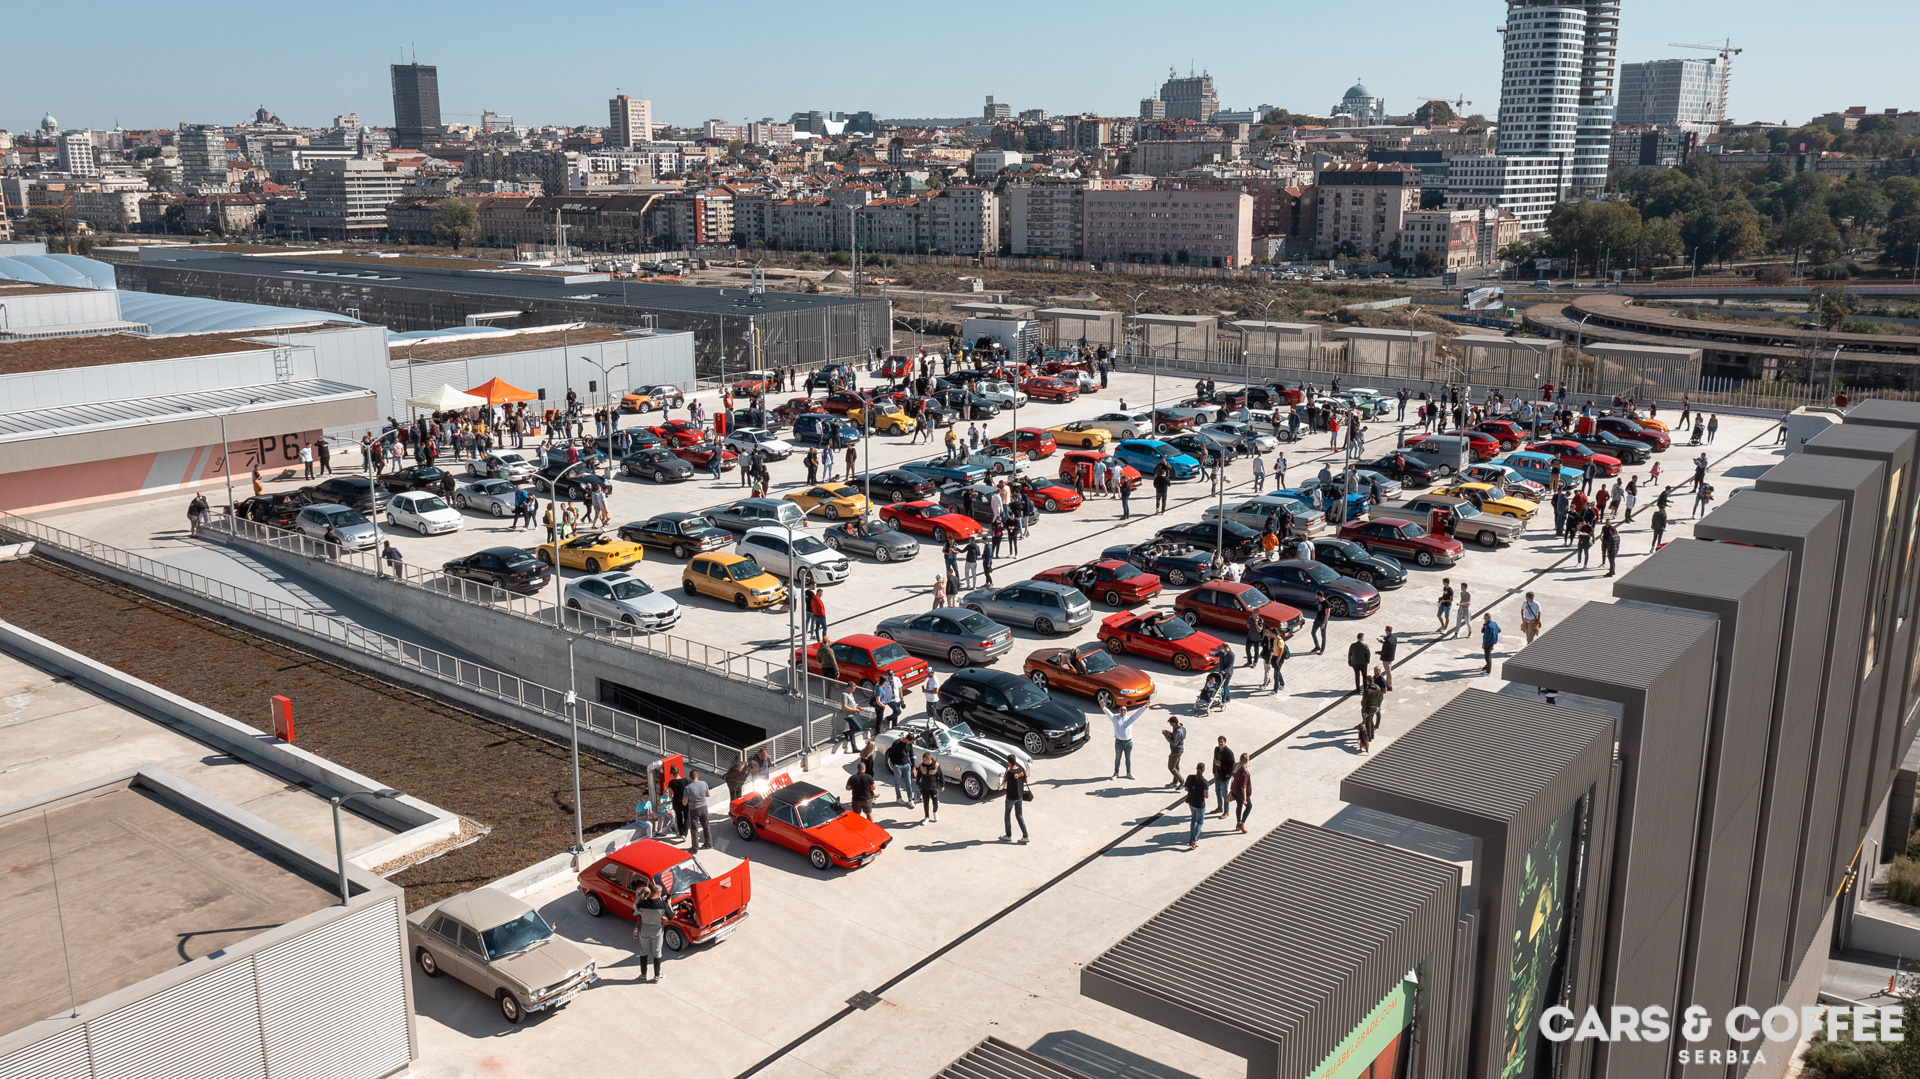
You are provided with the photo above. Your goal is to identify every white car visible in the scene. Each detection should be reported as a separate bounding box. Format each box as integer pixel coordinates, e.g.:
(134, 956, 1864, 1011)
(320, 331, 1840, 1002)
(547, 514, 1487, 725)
(1086, 410, 1154, 439)
(735, 526, 851, 584)
(387, 490, 464, 535)
(955, 446, 1031, 476)
(467, 452, 537, 481)
(1198, 421, 1279, 454)
(724, 427, 795, 460)
(973, 380, 1029, 408)
(563, 571, 681, 632)
(455, 478, 523, 517)
(870, 719, 1033, 801)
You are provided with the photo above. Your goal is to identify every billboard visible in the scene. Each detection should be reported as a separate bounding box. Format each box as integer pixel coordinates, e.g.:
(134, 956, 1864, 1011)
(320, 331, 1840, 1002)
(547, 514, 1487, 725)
(1463, 286, 1506, 312)
(1502, 801, 1582, 1079)
(1308, 977, 1415, 1079)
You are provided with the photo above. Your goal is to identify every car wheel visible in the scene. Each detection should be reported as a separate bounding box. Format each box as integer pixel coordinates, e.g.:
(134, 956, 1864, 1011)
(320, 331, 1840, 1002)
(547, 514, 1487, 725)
(961, 772, 986, 800)
(585, 558, 602, 574)
(940, 705, 962, 725)
(584, 893, 605, 917)
(874, 546, 892, 563)
(1416, 550, 1436, 567)
(1179, 609, 1201, 627)
(1028, 670, 1049, 692)
(1042, 497, 1060, 512)
(932, 526, 948, 544)
(1167, 568, 1187, 586)
(808, 846, 833, 871)
(1437, 465, 1454, 477)
(663, 927, 688, 953)
(1121, 429, 1136, 439)
(824, 534, 842, 552)
(416, 947, 442, 977)
(1095, 689, 1119, 711)
(1354, 569, 1375, 585)
(733, 593, 749, 610)
(565, 598, 581, 610)
(734, 817, 755, 840)
(1330, 596, 1350, 618)
(1022, 731, 1047, 755)
(682, 580, 697, 597)
(1479, 530, 1498, 548)
(824, 504, 840, 520)
(537, 550, 554, 565)
(498, 991, 524, 1025)
(1172, 652, 1194, 672)
(655, 470, 669, 483)
(1034, 616, 1055, 635)
(1105, 636, 1125, 656)
(963, 603, 985, 615)
(948, 645, 969, 667)
(1103, 589, 1122, 606)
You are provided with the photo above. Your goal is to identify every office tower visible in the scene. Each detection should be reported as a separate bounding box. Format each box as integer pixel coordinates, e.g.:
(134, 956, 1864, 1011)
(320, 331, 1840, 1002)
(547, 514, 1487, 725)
(1158, 70, 1219, 123)
(1617, 57, 1726, 129)
(390, 62, 443, 148)
(609, 95, 653, 148)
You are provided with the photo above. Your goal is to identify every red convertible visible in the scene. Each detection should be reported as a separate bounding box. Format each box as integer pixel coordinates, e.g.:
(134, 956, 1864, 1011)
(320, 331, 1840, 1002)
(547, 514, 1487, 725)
(730, 774, 891, 871)
(879, 355, 912, 379)
(1035, 559, 1162, 607)
(1528, 439, 1621, 477)
(576, 839, 750, 951)
(672, 441, 738, 471)
(649, 419, 708, 447)
(795, 634, 932, 690)
(879, 500, 982, 543)
(1098, 611, 1226, 672)
(1009, 475, 1082, 512)
(989, 428, 1058, 458)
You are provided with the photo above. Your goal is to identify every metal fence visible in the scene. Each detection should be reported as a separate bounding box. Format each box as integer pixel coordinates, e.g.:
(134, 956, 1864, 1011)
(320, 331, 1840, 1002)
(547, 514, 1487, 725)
(0, 510, 828, 773)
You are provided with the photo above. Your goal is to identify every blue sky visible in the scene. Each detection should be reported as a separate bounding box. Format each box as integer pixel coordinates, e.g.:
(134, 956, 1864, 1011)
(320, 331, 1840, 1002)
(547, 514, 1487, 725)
(14, 0, 1914, 133)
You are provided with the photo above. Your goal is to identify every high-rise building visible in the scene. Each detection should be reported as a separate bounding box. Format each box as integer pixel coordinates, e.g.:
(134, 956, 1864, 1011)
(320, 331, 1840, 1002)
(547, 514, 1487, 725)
(608, 95, 654, 148)
(57, 132, 97, 177)
(178, 125, 229, 188)
(1139, 98, 1166, 121)
(1616, 57, 1725, 130)
(1158, 71, 1220, 123)
(390, 63, 442, 148)
(983, 96, 1012, 122)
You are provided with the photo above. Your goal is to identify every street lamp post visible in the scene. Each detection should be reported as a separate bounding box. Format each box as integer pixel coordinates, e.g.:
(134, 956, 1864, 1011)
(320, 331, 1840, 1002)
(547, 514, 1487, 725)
(534, 459, 594, 616)
(331, 788, 403, 904)
(565, 636, 584, 852)
(577, 355, 630, 482)
(1405, 305, 1423, 381)
(212, 397, 265, 531)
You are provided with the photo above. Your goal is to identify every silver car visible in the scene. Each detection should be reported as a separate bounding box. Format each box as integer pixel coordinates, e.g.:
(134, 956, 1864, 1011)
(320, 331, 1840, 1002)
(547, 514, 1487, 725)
(1203, 495, 1324, 537)
(736, 526, 850, 584)
(823, 517, 920, 563)
(455, 478, 523, 517)
(407, 887, 597, 1025)
(564, 571, 682, 632)
(1198, 421, 1279, 454)
(1086, 410, 1154, 439)
(973, 379, 1028, 407)
(876, 606, 1015, 667)
(960, 580, 1093, 636)
(467, 451, 537, 481)
(704, 497, 809, 533)
(292, 503, 377, 550)
(724, 427, 794, 460)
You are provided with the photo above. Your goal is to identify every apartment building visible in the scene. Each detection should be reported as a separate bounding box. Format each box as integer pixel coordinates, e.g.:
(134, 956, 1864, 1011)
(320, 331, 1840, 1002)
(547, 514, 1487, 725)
(1445, 154, 1564, 234)
(702, 120, 748, 143)
(1008, 177, 1088, 256)
(1130, 139, 1247, 176)
(1398, 208, 1482, 271)
(178, 125, 229, 188)
(858, 197, 930, 253)
(655, 192, 734, 245)
(57, 132, 97, 177)
(297, 158, 405, 238)
(1081, 186, 1252, 268)
(1314, 162, 1420, 257)
(927, 186, 998, 255)
(1167, 170, 1299, 240)
(608, 95, 654, 149)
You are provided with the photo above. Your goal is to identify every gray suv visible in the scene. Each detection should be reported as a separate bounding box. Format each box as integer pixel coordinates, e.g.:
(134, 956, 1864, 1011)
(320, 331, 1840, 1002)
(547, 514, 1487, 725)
(961, 580, 1093, 635)
(704, 497, 809, 533)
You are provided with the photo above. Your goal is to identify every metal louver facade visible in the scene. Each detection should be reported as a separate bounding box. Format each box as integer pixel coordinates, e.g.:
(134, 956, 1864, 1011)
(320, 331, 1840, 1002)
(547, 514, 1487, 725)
(930, 1038, 1093, 1079)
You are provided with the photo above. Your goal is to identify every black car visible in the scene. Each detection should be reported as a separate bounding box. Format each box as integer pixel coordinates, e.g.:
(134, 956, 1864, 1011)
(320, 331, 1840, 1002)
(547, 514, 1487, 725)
(443, 546, 552, 594)
(864, 469, 940, 505)
(729, 407, 780, 432)
(533, 463, 613, 500)
(383, 464, 457, 495)
(1242, 559, 1381, 619)
(1307, 536, 1407, 590)
(902, 395, 959, 427)
(595, 429, 666, 457)
(1572, 430, 1650, 465)
(931, 388, 1001, 420)
(806, 363, 856, 391)
(1358, 452, 1437, 488)
(296, 476, 391, 514)
(537, 444, 605, 469)
(1154, 520, 1263, 562)
(620, 446, 694, 483)
(934, 668, 1089, 757)
(1100, 540, 1219, 588)
(1165, 432, 1237, 465)
(618, 512, 733, 559)
(238, 492, 304, 527)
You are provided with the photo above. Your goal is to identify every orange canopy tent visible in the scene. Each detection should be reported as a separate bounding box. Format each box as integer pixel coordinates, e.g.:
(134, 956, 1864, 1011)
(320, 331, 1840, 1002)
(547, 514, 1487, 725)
(464, 377, 538, 405)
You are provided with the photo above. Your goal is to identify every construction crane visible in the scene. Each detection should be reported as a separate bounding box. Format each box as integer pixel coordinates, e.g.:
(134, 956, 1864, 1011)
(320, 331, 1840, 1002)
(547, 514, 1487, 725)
(1416, 95, 1472, 121)
(1668, 39, 1742, 126)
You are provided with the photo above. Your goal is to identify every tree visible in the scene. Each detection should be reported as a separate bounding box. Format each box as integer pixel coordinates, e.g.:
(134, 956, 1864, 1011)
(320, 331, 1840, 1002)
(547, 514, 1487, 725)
(143, 166, 173, 192)
(1640, 216, 1684, 262)
(1780, 204, 1842, 263)
(1880, 215, 1920, 272)
(162, 203, 187, 234)
(1808, 283, 1854, 329)
(1828, 179, 1892, 236)
(1884, 176, 1920, 223)
(1413, 100, 1455, 126)
(429, 198, 478, 249)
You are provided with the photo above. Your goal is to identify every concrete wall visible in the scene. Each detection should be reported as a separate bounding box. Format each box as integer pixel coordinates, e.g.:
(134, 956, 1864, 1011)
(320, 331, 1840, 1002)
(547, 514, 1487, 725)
(0, 345, 317, 412)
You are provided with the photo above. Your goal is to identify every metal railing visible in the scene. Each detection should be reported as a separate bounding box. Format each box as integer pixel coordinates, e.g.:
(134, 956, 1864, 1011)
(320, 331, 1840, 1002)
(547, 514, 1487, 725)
(0, 510, 827, 773)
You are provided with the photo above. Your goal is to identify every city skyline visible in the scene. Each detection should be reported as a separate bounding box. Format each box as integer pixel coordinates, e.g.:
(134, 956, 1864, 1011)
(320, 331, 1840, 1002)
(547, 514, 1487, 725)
(11, 0, 1915, 135)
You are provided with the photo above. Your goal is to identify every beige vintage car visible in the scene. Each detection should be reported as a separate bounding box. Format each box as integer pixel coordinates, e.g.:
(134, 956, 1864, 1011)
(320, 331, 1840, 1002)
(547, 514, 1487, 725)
(407, 887, 597, 1024)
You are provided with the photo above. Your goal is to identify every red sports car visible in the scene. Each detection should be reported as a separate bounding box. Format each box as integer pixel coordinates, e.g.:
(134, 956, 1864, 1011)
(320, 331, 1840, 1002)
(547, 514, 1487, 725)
(1339, 517, 1464, 567)
(879, 355, 912, 379)
(1021, 376, 1079, 403)
(1528, 439, 1621, 476)
(1173, 581, 1304, 637)
(576, 839, 750, 950)
(1470, 420, 1529, 451)
(650, 419, 708, 447)
(1035, 560, 1162, 607)
(821, 391, 873, 415)
(1058, 450, 1141, 490)
(729, 774, 891, 871)
(1009, 475, 1082, 512)
(672, 441, 738, 470)
(990, 428, 1059, 459)
(731, 376, 773, 396)
(1098, 611, 1226, 672)
(795, 634, 932, 690)
(879, 500, 983, 542)
(775, 396, 823, 422)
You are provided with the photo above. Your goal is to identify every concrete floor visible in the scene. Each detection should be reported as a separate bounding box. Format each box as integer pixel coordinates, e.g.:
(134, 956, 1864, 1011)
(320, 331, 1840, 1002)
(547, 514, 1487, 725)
(31, 376, 1786, 1079)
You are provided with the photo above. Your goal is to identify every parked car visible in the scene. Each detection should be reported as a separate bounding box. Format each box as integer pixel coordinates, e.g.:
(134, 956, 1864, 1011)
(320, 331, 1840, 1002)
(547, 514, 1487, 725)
(1242, 558, 1380, 618)
(1432, 482, 1538, 521)
(1021, 375, 1079, 403)
(862, 469, 939, 505)
(870, 719, 1032, 800)
(791, 413, 859, 447)
(972, 379, 1029, 408)
(564, 571, 682, 632)
(296, 476, 391, 514)
(1596, 415, 1671, 452)
(1034, 559, 1162, 607)
(577, 839, 747, 949)
(622, 384, 685, 412)
(1198, 421, 1279, 454)
(879, 499, 983, 543)
(902, 394, 959, 428)
(938, 482, 1013, 525)
(621, 446, 695, 483)
(1023, 641, 1154, 711)
(822, 517, 921, 563)
(1149, 406, 1206, 433)
(444, 546, 552, 593)
(1570, 430, 1650, 465)
(1046, 420, 1113, 449)
(619, 512, 733, 559)
(682, 552, 785, 609)
(1097, 611, 1226, 672)
(961, 579, 1094, 635)
(935, 667, 1089, 756)
(1527, 439, 1621, 477)
(386, 490, 463, 535)
(795, 634, 933, 690)
(532, 463, 612, 500)
(1470, 419, 1532, 451)
(1372, 493, 1524, 548)
(1166, 432, 1235, 466)
(1201, 495, 1324, 537)
(1084, 410, 1154, 439)
(1057, 450, 1140, 490)
(900, 459, 990, 487)
(729, 774, 891, 871)
(384, 464, 458, 495)
(989, 428, 1058, 458)
(929, 388, 1002, 419)
(1303, 536, 1406, 589)
(1463, 463, 1550, 501)
(877, 606, 1015, 667)
(537, 532, 647, 573)
(784, 483, 871, 521)
(466, 452, 538, 481)
(238, 492, 303, 527)
(670, 441, 738, 472)
(723, 427, 794, 460)
(1101, 538, 1219, 587)
(1173, 581, 1306, 636)
(1340, 517, 1465, 566)
(407, 888, 596, 1025)
(847, 403, 915, 436)
(703, 497, 809, 534)
(736, 526, 851, 585)
(537, 443, 606, 469)
(1155, 519, 1263, 562)
(1357, 452, 1438, 488)
(1112, 439, 1199, 480)
(292, 503, 377, 550)
(1272, 482, 1370, 520)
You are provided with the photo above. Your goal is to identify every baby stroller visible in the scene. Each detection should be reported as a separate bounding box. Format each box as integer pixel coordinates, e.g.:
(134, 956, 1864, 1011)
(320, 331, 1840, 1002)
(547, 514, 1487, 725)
(1195, 670, 1227, 715)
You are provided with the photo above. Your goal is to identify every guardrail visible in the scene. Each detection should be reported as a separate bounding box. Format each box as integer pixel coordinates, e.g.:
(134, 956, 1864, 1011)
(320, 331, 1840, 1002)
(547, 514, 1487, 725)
(0, 509, 830, 774)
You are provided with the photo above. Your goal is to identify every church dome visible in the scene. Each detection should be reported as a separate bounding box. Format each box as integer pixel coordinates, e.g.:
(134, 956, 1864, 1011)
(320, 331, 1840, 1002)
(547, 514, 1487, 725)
(1344, 83, 1372, 100)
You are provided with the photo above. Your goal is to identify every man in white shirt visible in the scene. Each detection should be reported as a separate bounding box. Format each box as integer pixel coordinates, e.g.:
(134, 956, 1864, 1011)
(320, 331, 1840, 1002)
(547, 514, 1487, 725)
(1520, 592, 1543, 644)
(1101, 699, 1145, 780)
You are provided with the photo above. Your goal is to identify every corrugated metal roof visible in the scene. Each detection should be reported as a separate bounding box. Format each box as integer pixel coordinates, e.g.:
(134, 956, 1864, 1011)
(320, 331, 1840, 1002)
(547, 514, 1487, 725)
(1507, 601, 1715, 691)
(1342, 689, 1615, 827)
(1844, 400, 1920, 426)
(1081, 820, 1458, 1070)
(116, 289, 359, 336)
(928, 1039, 1091, 1079)
(1695, 491, 1838, 543)
(0, 379, 373, 440)
(1757, 452, 1880, 495)
(1614, 537, 1789, 602)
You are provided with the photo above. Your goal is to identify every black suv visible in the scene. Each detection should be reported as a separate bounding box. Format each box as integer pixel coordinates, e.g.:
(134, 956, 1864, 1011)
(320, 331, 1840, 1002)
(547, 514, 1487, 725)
(296, 476, 391, 513)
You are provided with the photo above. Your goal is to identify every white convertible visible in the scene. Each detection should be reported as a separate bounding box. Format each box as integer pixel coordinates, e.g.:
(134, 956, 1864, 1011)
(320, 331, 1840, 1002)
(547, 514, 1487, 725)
(870, 719, 1033, 801)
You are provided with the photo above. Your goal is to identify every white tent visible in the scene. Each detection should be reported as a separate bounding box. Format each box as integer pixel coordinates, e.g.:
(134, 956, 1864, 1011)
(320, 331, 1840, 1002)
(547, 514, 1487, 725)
(405, 384, 488, 411)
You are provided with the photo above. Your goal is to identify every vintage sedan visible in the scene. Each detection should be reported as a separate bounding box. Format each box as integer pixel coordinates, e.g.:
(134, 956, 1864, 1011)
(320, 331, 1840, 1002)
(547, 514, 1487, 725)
(1023, 641, 1154, 710)
(386, 490, 463, 535)
(1465, 462, 1551, 501)
(466, 452, 538, 481)
(823, 517, 921, 563)
(729, 775, 891, 871)
(784, 483, 872, 520)
(444, 546, 552, 594)
(1242, 558, 1380, 618)
(847, 403, 916, 436)
(1173, 581, 1305, 637)
(1021, 375, 1079, 403)
(563, 571, 681, 632)
(1340, 517, 1464, 567)
(1433, 482, 1539, 521)
(934, 668, 1089, 756)
(621, 446, 696, 484)
(576, 839, 749, 951)
(1097, 611, 1227, 672)
(879, 499, 982, 543)
(1046, 420, 1113, 449)
(408, 888, 596, 1024)
(795, 634, 933, 690)
(961, 579, 1094, 635)
(537, 532, 647, 573)
(619, 512, 733, 559)
(1373, 494, 1524, 549)
(876, 606, 1016, 668)
(870, 719, 1032, 800)
(1101, 539, 1219, 588)
(1034, 559, 1163, 607)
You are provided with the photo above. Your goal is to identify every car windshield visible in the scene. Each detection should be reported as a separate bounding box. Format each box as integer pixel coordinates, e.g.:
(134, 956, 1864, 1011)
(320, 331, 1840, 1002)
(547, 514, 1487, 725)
(1156, 618, 1197, 641)
(609, 578, 655, 600)
(792, 536, 830, 556)
(1450, 501, 1482, 519)
(1302, 562, 1340, 583)
(727, 560, 766, 582)
(1004, 680, 1050, 709)
(1109, 563, 1144, 580)
(794, 793, 846, 829)
(658, 858, 710, 899)
(943, 722, 979, 741)
(325, 510, 367, 526)
(481, 910, 554, 958)
(1396, 524, 1426, 539)
(1079, 648, 1118, 673)
(501, 552, 541, 570)
(870, 642, 912, 665)
(1240, 590, 1271, 610)
(954, 612, 998, 635)
(411, 496, 450, 513)
(496, 454, 526, 464)
(1147, 444, 1178, 457)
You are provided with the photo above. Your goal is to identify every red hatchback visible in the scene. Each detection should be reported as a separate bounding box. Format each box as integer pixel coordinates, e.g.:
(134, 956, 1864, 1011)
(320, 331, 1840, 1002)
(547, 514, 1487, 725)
(795, 634, 932, 690)
(1058, 450, 1141, 490)
(821, 391, 873, 415)
(1471, 420, 1530, 451)
(990, 427, 1059, 458)
(1035, 560, 1163, 607)
(1339, 517, 1464, 568)
(577, 839, 750, 951)
(1022, 376, 1079, 403)
(879, 500, 983, 543)
(1173, 581, 1305, 638)
(1528, 439, 1621, 476)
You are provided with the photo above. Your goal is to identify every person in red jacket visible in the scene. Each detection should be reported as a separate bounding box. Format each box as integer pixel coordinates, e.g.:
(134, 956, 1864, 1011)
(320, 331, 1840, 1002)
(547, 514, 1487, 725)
(806, 587, 827, 641)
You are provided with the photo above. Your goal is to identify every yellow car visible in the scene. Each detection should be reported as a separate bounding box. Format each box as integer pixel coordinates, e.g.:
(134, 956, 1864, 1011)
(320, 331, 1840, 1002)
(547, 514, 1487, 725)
(1047, 420, 1112, 449)
(682, 552, 787, 609)
(1437, 482, 1538, 520)
(536, 532, 647, 573)
(784, 483, 872, 520)
(849, 404, 915, 436)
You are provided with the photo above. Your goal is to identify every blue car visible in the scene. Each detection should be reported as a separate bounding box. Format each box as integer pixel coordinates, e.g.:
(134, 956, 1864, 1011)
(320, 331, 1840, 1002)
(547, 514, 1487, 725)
(902, 459, 990, 486)
(1112, 439, 1199, 480)
(1271, 483, 1369, 519)
(1497, 451, 1583, 491)
(791, 413, 858, 447)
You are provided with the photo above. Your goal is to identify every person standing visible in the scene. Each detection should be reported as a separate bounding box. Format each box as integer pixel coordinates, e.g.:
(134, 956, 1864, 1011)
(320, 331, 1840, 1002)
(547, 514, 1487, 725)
(682, 768, 712, 851)
(839, 682, 864, 753)
(631, 883, 668, 984)
(667, 768, 691, 837)
(1358, 680, 1382, 753)
(1102, 699, 1142, 779)
(1347, 631, 1371, 692)
(1211, 737, 1236, 818)
(1311, 603, 1329, 654)
(963, 536, 981, 588)
(1600, 522, 1622, 577)
(1229, 754, 1253, 835)
(1164, 716, 1187, 789)
(1520, 592, 1543, 644)
(1245, 610, 1267, 667)
(845, 767, 876, 821)
(804, 447, 819, 485)
(1551, 488, 1569, 538)
(300, 442, 315, 479)
(1480, 613, 1502, 674)
(1454, 582, 1473, 639)
(806, 587, 827, 641)
(1706, 414, 1719, 444)
(921, 671, 941, 723)
(1183, 763, 1209, 850)
(1266, 630, 1287, 691)
(316, 438, 333, 475)
(1650, 506, 1668, 550)
(1694, 481, 1715, 519)
(980, 537, 996, 587)
(1622, 478, 1639, 523)
(1575, 518, 1595, 567)
(1436, 579, 1454, 636)
(1153, 461, 1172, 513)
(931, 573, 948, 610)
(884, 670, 905, 728)
(1378, 625, 1397, 674)
(914, 752, 942, 823)
(1002, 758, 1030, 843)
(1118, 472, 1132, 519)
(1251, 450, 1265, 490)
